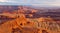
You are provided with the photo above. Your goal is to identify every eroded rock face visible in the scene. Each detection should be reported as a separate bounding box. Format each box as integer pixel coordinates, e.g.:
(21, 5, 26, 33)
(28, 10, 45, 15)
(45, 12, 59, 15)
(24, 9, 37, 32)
(0, 14, 60, 33)
(0, 14, 38, 33)
(42, 30, 48, 33)
(0, 5, 60, 33)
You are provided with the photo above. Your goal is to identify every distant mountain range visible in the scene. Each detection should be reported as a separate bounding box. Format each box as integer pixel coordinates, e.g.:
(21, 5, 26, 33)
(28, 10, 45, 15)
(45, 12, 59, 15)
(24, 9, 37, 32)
(0, 5, 18, 12)
(0, 5, 60, 12)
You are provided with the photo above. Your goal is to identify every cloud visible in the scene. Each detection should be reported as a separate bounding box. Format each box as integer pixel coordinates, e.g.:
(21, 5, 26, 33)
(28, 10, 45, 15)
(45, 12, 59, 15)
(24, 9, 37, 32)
(0, 0, 60, 6)
(0, 0, 18, 3)
(0, 0, 7, 2)
(30, 0, 60, 6)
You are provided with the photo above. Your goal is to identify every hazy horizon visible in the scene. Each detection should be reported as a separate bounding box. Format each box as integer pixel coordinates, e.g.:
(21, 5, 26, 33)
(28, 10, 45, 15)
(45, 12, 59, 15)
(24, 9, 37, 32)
(0, 0, 60, 7)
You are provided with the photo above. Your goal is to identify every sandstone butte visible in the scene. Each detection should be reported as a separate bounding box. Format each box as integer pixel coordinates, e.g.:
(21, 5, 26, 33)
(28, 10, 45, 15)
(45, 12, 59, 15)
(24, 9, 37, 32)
(0, 14, 60, 33)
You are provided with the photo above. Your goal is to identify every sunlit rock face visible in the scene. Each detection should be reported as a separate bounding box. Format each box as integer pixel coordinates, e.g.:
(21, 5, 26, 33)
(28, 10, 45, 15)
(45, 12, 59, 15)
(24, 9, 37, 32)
(0, 15, 60, 33)
(0, 5, 60, 33)
(0, 14, 38, 33)
(37, 17, 60, 33)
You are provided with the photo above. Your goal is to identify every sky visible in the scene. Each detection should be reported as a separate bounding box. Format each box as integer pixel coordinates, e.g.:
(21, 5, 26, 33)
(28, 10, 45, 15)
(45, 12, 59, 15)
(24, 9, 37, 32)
(0, 0, 60, 7)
